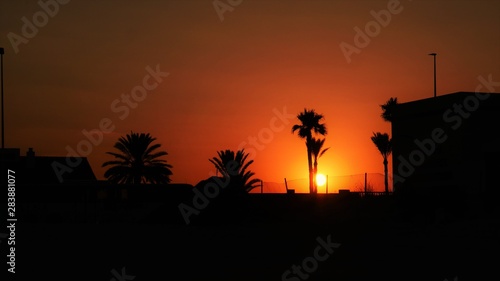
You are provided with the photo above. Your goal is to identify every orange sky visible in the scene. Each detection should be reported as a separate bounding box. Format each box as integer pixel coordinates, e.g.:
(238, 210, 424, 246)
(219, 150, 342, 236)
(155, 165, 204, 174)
(1, 0, 499, 192)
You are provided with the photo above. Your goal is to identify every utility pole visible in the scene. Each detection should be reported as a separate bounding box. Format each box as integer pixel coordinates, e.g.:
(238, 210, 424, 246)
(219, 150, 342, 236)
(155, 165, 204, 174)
(364, 172, 367, 195)
(325, 175, 328, 194)
(428, 53, 437, 98)
(1, 47, 4, 148)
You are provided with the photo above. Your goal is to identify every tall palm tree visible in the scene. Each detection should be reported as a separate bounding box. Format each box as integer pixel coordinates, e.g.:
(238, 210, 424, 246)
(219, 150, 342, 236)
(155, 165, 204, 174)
(309, 137, 330, 191)
(209, 149, 261, 194)
(371, 132, 392, 194)
(380, 97, 398, 193)
(102, 131, 173, 184)
(380, 97, 398, 123)
(292, 108, 327, 194)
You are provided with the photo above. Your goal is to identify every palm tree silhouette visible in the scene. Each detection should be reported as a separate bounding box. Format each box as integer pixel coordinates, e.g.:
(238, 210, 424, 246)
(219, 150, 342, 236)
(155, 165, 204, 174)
(292, 109, 327, 194)
(209, 149, 261, 194)
(371, 132, 392, 194)
(102, 131, 173, 184)
(308, 137, 330, 191)
(380, 97, 398, 123)
(380, 97, 398, 193)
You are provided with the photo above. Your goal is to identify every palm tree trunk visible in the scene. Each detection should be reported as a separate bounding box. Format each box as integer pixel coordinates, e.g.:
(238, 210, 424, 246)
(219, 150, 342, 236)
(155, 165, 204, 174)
(306, 140, 314, 194)
(313, 158, 318, 193)
(383, 158, 388, 194)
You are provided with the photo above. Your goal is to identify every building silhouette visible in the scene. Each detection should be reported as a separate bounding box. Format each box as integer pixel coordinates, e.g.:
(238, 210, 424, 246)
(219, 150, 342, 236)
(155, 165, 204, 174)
(391, 91, 500, 197)
(1, 147, 96, 184)
(0, 147, 192, 223)
(1, 147, 98, 222)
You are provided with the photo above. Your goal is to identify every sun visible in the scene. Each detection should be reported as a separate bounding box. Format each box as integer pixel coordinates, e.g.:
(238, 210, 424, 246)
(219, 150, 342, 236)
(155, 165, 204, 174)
(316, 173, 327, 187)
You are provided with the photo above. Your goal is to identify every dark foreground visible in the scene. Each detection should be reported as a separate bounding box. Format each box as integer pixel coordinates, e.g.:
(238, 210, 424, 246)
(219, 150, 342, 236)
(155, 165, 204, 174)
(11, 194, 500, 280)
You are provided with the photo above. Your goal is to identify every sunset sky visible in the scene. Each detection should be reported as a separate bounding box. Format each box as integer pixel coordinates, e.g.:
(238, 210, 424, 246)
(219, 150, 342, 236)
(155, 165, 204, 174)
(1, 0, 499, 192)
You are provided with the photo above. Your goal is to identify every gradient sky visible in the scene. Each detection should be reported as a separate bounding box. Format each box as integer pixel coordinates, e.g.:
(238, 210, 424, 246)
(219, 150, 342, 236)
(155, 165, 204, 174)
(1, 0, 499, 192)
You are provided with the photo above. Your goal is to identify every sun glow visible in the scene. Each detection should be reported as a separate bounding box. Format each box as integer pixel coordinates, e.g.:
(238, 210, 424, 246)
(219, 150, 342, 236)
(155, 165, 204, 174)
(316, 173, 327, 187)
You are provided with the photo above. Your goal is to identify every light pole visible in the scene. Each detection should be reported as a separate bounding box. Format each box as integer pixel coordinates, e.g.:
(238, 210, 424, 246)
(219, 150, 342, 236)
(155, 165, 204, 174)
(428, 53, 437, 98)
(1, 47, 4, 148)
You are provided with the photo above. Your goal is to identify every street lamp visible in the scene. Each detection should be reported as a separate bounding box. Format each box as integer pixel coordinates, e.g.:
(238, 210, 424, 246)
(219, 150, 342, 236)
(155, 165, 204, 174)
(428, 53, 437, 98)
(1, 47, 4, 148)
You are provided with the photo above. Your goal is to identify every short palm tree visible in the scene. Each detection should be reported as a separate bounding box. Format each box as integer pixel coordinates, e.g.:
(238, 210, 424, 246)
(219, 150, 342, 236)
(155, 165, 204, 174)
(292, 108, 327, 194)
(371, 132, 392, 194)
(380, 97, 398, 123)
(209, 149, 261, 194)
(102, 131, 173, 184)
(308, 137, 330, 191)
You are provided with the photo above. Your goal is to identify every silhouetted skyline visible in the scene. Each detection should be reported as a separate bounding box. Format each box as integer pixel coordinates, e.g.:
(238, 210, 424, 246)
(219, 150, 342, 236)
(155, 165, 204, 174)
(1, 0, 499, 188)
(2, 2, 500, 281)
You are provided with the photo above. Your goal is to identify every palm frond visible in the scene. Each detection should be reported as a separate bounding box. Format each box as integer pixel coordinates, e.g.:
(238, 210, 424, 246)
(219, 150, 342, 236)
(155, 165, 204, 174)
(102, 132, 173, 184)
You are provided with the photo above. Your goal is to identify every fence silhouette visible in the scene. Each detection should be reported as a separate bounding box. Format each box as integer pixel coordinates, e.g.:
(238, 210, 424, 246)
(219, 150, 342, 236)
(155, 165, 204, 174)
(251, 173, 393, 194)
